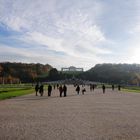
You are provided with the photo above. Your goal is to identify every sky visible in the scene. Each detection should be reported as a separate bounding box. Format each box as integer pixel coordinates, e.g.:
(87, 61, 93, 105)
(0, 0, 140, 70)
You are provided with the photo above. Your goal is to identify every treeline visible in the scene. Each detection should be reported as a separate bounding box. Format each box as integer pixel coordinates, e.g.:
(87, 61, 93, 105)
(0, 62, 52, 83)
(0, 62, 140, 85)
(46, 64, 140, 85)
(78, 63, 140, 85)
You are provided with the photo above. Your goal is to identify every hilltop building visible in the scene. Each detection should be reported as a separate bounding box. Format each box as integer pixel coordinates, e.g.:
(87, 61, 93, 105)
(61, 66, 83, 72)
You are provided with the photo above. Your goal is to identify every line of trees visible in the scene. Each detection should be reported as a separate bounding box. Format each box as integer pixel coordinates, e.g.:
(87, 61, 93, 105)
(78, 64, 140, 85)
(47, 64, 140, 85)
(1, 62, 140, 85)
(0, 62, 52, 83)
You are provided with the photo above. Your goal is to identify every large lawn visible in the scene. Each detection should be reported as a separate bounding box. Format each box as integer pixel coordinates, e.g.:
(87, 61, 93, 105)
(0, 84, 34, 100)
(122, 86, 140, 93)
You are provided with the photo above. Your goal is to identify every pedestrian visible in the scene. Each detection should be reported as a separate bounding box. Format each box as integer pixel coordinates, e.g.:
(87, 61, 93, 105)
(76, 85, 80, 95)
(90, 84, 92, 91)
(48, 84, 52, 96)
(102, 84, 105, 94)
(59, 85, 63, 97)
(112, 84, 114, 90)
(118, 85, 121, 91)
(57, 84, 59, 89)
(39, 84, 44, 96)
(63, 85, 67, 97)
(35, 83, 39, 96)
(92, 84, 95, 91)
(82, 87, 86, 95)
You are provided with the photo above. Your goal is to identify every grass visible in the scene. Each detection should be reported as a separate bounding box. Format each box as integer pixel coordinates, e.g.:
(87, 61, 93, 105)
(122, 86, 140, 93)
(97, 84, 140, 93)
(97, 84, 116, 88)
(0, 84, 34, 100)
(0, 88, 34, 100)
(1, 83, 139, 100)
(0, 83, 48, 100)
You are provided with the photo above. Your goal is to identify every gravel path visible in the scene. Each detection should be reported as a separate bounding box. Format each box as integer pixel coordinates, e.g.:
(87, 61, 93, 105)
(0, 85, 140, 140)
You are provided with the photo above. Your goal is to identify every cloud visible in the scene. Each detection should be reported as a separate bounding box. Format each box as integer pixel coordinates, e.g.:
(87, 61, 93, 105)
(0, 0, 112, 70)
(1, 0, 140, 70)
(20, 29, 111, 59)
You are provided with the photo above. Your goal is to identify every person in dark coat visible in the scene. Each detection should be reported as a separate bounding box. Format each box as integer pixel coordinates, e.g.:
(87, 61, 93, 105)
(92, 84, 95, 91)
(39, 84, 44, 96)
(90, 84, 92, 91)
(76, 85, 80, 95)
(102, 84, 105, 94)
(59, 85, 63, 97)
(63, 85, 67, 97)
(48, 84, 52, 96)
(112, 84, 114, 90)
(35, 84, 39, 96)
(82, 87, 86, 95)
(118, 85, 121, 91)
(57, 84, 59, 89)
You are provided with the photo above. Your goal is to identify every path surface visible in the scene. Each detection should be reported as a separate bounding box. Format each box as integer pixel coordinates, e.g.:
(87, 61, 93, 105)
(0, 85, 140, 140)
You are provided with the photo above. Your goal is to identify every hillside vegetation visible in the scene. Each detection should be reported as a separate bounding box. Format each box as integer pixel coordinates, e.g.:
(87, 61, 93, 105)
(79, 63, 140, 85)
(0, 63, 140, 85)
(0, 62, 52, 83)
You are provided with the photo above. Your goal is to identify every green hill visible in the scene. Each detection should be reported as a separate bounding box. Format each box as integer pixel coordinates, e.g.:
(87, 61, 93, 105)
(79, 63, 140, 85)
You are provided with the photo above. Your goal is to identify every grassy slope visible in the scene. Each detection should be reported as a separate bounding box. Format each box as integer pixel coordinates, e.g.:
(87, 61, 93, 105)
(0, 86, 34, 100)
(0, 84, 48, 100)
(122, 88, 140, 93)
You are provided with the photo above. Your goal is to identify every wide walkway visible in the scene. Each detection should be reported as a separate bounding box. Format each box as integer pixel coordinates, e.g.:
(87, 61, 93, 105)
(0, 85, 140, 140)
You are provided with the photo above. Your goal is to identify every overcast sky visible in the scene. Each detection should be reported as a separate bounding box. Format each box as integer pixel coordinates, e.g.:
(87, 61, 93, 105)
(0, 0, 140, 70)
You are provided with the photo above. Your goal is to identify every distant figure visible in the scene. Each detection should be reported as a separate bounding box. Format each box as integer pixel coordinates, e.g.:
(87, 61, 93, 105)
(63, 85, 67, 97)
(118, 85, 121, 91)
(92, 84, 95, 91)
(48, 84, 52, 96)
(102, 84, 105, 94)
(57, 84, 59, 89)
(90, 84, 92, 91)
(112, 84, 114, 91)
(76, 85, 80, 95)
(35, 84, 39, 96)
(82, 87, 86, 95)
(59, 85, 63, 97)
(39, 84, 44, 96)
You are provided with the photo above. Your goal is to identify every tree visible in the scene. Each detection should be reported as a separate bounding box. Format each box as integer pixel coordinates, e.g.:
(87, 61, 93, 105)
(48, 68, 59, 81)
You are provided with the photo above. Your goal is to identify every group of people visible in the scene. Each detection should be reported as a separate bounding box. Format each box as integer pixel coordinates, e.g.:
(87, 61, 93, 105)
(90, 84, 96, 91)
(102, 84, 121, 93)
(58, 85, 67, 97)
(35, 84, 44, 96)
(75, 84, 121, 94)
(75, 85, 86, 95)
(35, 83, 121, 97)
(35, 83, 67, 97)
(35, 83, 51, 97)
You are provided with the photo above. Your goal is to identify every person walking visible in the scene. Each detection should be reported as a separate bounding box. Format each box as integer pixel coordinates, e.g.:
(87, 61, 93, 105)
(76, 85, 80, 95)
(90, 84, 92, 91)
(82, 87, 86, 95)
(92, 84, 95, 91)
(59, 85, 63, 97)
(57, 84, 59, 89)
(39, 84, 44, 96)
(48, 84, 52, 96)
(63, 85, 67, 97)
(35, 83, 39, 96)
(102, 84, 105, 94)
(112, 84, 114, 91)
(118, 85, 121, 91)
